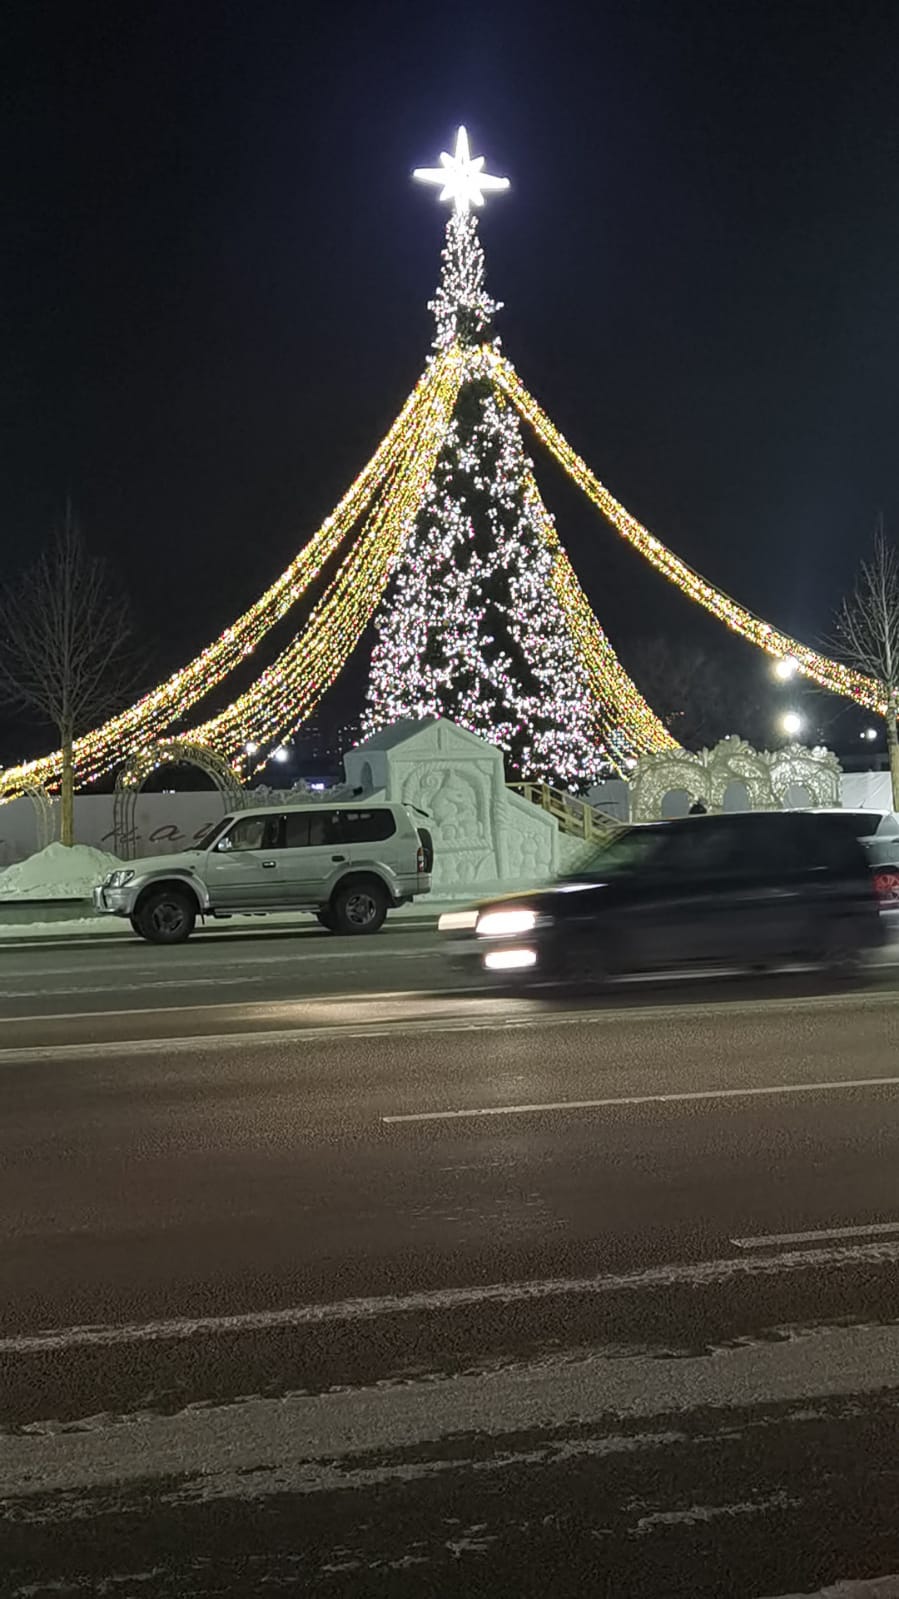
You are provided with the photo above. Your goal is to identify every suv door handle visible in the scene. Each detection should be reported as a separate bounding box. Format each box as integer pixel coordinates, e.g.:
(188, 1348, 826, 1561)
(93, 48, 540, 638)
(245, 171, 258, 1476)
(332, 854, 346, 863)
(261, 860, 277, 869)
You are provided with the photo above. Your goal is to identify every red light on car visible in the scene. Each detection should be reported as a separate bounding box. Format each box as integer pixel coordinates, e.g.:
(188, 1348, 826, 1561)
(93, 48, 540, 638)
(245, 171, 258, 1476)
(873, 869, 899, 903)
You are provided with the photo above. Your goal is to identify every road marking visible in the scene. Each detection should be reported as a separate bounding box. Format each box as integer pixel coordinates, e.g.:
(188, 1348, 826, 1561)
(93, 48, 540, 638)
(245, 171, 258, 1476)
(383, 1073, 899, 1123)
(733, 1220, 899, 1249)
(4, 1239, 899, 1354)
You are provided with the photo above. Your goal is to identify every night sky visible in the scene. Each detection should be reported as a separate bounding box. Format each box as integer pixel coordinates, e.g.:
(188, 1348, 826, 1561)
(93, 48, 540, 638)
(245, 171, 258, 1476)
(4, 0, 899, 760)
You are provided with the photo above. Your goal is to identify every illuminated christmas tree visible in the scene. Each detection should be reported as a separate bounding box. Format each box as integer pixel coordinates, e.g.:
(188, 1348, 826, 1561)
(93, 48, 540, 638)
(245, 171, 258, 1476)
(362, 131, 607, 786)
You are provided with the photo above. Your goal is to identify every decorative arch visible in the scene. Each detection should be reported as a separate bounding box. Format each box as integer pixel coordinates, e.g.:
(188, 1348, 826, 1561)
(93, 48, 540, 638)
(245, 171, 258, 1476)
(764, 743, 842, 810)
(0, 775, 55, 852)
(629, 747, 715, 822)
(113, 739, 245, 859)
(630, 738, 778, 821)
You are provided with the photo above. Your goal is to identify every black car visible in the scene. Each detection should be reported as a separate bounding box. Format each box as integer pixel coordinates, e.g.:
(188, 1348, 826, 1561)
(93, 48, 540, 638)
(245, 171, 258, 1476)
(439, 809, 884, 984)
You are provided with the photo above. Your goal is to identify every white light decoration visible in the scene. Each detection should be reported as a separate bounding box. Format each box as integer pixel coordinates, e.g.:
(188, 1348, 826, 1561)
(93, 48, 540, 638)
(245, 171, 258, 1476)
(244, 741, 259, 756)
(774, 656, 799, 680)
(413, 125, 510, 214)
(781, 711, 803, 737)
(273, 746, 290, 763)
(862, 727, 878, 741)
(362, 200, 610, 788)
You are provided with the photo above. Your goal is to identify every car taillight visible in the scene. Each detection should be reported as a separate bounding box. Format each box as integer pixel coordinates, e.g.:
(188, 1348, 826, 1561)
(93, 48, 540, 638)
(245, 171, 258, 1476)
(417, 844, 426, 873)
(873, 869, 899, 903)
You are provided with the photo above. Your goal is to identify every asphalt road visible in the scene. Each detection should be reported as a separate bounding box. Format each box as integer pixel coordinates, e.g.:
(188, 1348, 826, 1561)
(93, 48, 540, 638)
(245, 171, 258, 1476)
(3, 928, 899, 1596)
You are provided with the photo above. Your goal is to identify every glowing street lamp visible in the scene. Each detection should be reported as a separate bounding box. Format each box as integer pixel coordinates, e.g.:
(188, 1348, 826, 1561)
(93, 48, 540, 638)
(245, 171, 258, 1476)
(773, 656, 799, 681)
(861, 727, 878, 742)
(273, 745, 290, 764)
(781, 711, 803, 738)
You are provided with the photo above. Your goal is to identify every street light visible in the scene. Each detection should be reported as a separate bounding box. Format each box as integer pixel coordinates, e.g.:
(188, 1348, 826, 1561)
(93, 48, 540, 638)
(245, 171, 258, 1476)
(781, 711, 803, 738)
(861, 727, 878, 742)
(273, 745, 290, 764)
(773, 655, 799, 681)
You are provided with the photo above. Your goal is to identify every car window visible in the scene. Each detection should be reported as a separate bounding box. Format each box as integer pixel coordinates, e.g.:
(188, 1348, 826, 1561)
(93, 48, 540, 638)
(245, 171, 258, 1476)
(195, 816, 233, 850)
(216, 814, 280, 852)
(841, 812, 883, 839)
(651, 820, 741, 877)
(811, 817, 867, 874)
(283, 811, 341, 848)
(581, 827, 667, 877)
(724, 814, 807, 874)
(333, 809, 396, 844)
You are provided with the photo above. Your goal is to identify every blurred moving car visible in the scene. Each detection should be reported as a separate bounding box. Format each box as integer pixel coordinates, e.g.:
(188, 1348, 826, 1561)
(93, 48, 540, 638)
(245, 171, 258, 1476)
(94, 802, 432, 943)
(439, 810, 883, 984)
(814, 809, 899, 907)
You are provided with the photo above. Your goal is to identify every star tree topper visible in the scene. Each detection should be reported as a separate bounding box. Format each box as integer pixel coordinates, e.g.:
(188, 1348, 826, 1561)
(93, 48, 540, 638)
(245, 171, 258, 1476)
(413, 126, 510, 214)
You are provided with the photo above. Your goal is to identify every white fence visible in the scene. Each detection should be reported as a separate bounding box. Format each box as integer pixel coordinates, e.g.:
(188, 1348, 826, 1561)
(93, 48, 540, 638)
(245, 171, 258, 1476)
(0, 793, 233, 869)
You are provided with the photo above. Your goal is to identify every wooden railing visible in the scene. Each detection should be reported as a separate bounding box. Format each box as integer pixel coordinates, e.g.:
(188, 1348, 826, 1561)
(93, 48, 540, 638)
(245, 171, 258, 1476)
(507, 782, 621, 843)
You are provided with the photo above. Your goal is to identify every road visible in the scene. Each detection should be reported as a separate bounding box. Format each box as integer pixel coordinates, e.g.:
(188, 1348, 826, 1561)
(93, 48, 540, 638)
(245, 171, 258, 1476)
(2, 924, 899, 1596)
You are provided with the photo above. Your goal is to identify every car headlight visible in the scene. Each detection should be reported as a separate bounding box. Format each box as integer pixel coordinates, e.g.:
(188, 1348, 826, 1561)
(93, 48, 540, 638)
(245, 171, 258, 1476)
(103, 869, 134, 889)
(476, 907, 543, 938)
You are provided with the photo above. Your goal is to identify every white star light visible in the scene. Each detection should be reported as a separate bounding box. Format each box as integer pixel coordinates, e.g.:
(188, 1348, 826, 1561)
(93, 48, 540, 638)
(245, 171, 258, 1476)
(413, 126, 510, 214)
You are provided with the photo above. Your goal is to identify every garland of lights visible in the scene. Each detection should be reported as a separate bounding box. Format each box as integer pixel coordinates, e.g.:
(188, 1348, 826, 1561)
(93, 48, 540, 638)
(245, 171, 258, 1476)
(493, 352, 888, 715)
(190, 349, 466, 768)
(0, 356, 452, 793)
(521, 472, 677, 764)
(1, 122, 889, 805)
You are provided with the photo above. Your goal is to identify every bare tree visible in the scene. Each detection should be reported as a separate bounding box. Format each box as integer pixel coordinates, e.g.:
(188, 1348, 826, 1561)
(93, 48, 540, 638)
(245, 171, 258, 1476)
(0, 508, 136, 845)
(832, 520, 899, 810)
(624, 638, 769, 751)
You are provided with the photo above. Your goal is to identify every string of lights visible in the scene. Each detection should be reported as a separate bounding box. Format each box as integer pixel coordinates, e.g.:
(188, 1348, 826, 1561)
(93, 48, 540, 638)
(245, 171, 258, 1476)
(521, 472, 678, 766)
(0, 356, 453, 795)
(494, 354, 888, 716)
(189, 349, 466, 769)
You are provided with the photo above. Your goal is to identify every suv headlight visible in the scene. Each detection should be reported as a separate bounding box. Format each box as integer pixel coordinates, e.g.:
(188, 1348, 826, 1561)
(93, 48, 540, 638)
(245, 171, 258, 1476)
(476, 907, 548, 938)
(103, 869, 135, 889)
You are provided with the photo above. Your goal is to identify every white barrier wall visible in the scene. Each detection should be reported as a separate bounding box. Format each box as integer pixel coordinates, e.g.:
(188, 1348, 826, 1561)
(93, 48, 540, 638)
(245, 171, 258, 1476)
(0, 793, 232, 869)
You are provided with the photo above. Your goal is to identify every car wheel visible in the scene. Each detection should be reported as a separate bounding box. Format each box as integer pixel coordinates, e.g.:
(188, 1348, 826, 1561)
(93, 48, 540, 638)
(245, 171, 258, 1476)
(331, 879, 389, 935)
(135, 888, 197, 944)
(316, 908, 336, 932)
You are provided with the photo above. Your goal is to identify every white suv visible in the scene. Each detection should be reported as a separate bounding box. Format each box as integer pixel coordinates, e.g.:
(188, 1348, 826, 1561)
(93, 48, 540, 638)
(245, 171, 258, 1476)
(93, 801, 433, 943)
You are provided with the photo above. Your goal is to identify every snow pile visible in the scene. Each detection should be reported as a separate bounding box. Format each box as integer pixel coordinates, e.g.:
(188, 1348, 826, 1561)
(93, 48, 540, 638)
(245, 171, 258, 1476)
(0, 843, 123, 901)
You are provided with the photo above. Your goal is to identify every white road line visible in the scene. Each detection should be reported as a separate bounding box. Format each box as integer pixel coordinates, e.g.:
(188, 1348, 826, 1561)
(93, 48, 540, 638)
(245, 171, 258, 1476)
(383, 1073, 899, 1124)
(733, 1220, 899, 1249)
(5, 1239, 899, 1355)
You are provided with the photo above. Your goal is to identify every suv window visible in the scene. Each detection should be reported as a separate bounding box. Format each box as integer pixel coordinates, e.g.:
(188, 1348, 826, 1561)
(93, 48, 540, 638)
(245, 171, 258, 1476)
(809, 816, 867, 876)
(217, 814, 281, 852)
(334, 809, 396, 844)
(651, 818, 742, 878)
(282, 809, 397, 847)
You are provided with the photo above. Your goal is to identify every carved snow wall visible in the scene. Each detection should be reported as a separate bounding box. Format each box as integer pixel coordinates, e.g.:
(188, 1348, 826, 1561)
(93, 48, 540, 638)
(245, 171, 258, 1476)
(343, 717, 561, 898)
(629, 737, 843, 823)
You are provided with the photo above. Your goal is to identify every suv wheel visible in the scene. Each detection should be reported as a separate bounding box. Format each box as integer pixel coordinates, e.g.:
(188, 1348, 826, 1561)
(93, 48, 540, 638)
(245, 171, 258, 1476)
(331, 879, 389, 935)
(134, 887, 197, 944)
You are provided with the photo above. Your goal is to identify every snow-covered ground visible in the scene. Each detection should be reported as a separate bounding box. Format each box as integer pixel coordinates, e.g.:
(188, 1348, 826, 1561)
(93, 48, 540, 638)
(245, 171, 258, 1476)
(0, 843, 122, 902)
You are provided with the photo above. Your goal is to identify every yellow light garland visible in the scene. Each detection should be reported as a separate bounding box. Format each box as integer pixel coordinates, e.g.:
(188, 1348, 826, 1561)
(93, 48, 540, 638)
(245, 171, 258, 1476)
(494, 352, 888, 716)
(0, 357, 450, 795)
(189, 348, 466, 765)
(522, 472, 678, 762)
